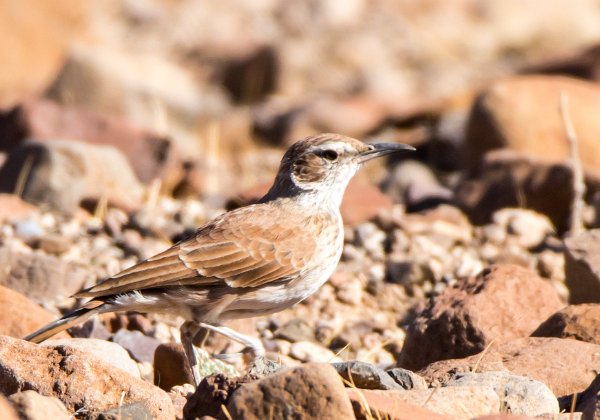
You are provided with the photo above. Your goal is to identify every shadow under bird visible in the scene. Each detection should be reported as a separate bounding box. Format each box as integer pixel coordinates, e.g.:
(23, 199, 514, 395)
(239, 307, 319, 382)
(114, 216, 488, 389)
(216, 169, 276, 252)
(25, 133, 415, 385)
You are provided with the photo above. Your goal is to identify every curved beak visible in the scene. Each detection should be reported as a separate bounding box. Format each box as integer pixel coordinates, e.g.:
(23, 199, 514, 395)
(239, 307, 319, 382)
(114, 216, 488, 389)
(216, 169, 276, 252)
(359, 142, 416, 163)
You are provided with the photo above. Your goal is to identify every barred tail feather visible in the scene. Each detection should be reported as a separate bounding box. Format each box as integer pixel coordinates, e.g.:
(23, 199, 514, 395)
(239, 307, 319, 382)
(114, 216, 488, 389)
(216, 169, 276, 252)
(24, 300, 104, 344)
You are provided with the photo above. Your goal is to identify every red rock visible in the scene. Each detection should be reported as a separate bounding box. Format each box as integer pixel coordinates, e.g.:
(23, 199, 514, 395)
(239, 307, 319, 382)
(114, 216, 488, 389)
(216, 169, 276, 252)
(0, 285, 70, 339)
(183, 373, 254, 419)
(0, 140, 144, 213)
(0, 0, 88, 107)
(226, 363, 355, 419)
(473, 415, 537, 420)
(564, 230, 600, 304)
(399, 265, 564, 371)
(8, 390, 70, 420)
(0, 336, 175, 419)
(347, 386, 499, 419)
(0, 99, 172, 183)
(532, 304, 600, 344)
(419, 337, 600, 398)
(0, 246, 92, 305)
(465, 75, 600, 181)
(154, 343, 193, 391)
(346, 388, 452, 420)
(0, 194, 40, 224)
(0, 395, 18, 420)
(455, 149, 579, 233)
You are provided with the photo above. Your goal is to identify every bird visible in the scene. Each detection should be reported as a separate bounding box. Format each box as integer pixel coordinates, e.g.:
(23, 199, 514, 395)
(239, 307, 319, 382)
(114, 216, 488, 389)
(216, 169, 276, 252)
(24, 133, 415, 385)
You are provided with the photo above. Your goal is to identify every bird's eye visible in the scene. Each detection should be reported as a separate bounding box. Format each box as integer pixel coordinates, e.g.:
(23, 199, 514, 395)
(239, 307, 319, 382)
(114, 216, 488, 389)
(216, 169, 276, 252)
(321, 150, 338, 161)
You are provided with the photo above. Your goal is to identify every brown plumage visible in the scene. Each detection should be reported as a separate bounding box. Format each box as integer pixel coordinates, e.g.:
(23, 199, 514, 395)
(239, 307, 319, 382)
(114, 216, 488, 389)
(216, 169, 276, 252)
(24, 133, 414, 385)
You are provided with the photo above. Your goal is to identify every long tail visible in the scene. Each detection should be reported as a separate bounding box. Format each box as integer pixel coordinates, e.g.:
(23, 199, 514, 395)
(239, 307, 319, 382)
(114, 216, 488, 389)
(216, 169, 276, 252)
(24, 300, 105, 344)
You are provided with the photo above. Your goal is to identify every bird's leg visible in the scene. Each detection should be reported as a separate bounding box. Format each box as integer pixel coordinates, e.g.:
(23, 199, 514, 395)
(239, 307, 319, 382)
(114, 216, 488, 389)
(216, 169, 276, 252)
(198, 322, 265, 362)
(180, 321, 203, 387)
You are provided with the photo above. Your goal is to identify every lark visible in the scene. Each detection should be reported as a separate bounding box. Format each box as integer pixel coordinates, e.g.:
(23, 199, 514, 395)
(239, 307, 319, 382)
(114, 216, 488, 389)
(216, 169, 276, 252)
(25, 133, 414, 384)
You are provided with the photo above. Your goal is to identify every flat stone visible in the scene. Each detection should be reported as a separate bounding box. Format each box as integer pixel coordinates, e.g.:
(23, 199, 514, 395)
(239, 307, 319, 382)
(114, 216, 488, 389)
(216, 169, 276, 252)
(331, 360, 404, 390)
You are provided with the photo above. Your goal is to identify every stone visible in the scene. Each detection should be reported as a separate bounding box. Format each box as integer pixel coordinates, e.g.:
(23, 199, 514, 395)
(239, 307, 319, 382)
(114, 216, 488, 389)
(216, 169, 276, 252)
(331, 360, 404, 390)
(386, 368, 428, 390)
(0, 285, 70, 339)
(112, 329, 161, 363)
(0, 0, 89, 107)
(576, 374, 599, 420)
(346, 388, 452, 420)
(465, 75, 600, 181)
(153, 342, 193, 391)
(8, 390, 69, 420)
(43, 338, 140, 378)
(226, 363, 355, 419)
(183, 373, 255, 419)
(399, 265, 563, 371)
(0, 246, 92, 304)
(341, 174, 394, 226)
(445, 371, 559, 416)
(419, 337, 600, 399)
(0, 395, 18, 420)
(0, 99, 173, 183)
(46, 43, 228, 139)
(273, 318, 316, 343)
(491, 208, 554, 249)
(0, 336, 175, 419)
(564, 230, 600, 303)
(455, 149, 579, 233)
(90, 402, 153, 420)
(381, 159, 452, 211)
(289, 341, 341, 363)
(0, 194, 40, 224)
(0, 139, 144, 213)
(532, 304, 600, 344)
(347, 386, 500, 420)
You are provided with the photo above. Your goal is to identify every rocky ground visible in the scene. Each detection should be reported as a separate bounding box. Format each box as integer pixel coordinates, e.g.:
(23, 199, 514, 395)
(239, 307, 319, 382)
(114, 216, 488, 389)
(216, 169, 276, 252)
(1, 1, 600, 419)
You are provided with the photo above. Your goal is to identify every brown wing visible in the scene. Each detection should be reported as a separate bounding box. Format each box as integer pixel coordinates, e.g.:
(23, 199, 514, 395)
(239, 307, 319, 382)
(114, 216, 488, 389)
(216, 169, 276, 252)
(75, 204, 321, 298)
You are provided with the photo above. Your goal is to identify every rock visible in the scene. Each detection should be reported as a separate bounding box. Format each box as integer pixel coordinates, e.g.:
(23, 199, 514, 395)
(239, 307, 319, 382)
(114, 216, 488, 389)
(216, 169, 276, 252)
(491, 208, 554, 249)
(0, 246, 92, 304)
(0, 99, 173, 183)
(43, 338, 140, 378)
(445, 371, 559, 416)
(532, 304, 600, 344)
(273, 318, 316, 343)
(8, 390, 69, 420)
(183, 373, 254, 419)
(0, 0, 88, 107)
(465, 75, 600, 181)
(386, 368, 428, 390)
(0, 285, 70, 339)
(68, 317, 111, 341)
(90, 402, 153, 419)
(419, 337, 600, 399)
(346, 388, 452, 420)
(399, 265, 563, 371)
(289, 341, 341, 363)
(381, 159, 452, 211)
(331, 360, 404, 390)
(0, 395, 18, 420)
(226, 363, 355, 419)
(0, 140, 144, 213)
(564, 230, 600, 303)
(455, 149, 579, 233)
(347, 386, 500, 420)
(575, 374, 599, 420)
(153, 342, 193, 391)
(46, 43, 228, 137)
(112, 329, 161, 363)
(0, 194, 40, 224)
(0, 336, 175, 419)
(341, 174, 394, 226)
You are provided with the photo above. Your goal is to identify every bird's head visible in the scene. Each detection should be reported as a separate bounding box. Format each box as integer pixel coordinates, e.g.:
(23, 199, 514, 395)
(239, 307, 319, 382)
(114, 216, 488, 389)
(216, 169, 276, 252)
(263, 133, 415, 206)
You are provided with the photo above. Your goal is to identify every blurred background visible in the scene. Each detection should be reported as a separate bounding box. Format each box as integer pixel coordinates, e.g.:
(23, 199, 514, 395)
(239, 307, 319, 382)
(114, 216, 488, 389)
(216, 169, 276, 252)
(4, 0, 600, 215)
